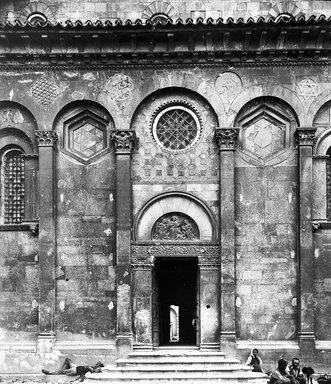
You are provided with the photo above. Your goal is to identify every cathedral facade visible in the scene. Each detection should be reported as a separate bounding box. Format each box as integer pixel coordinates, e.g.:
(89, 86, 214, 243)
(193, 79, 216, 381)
(1, 0, 331, 373)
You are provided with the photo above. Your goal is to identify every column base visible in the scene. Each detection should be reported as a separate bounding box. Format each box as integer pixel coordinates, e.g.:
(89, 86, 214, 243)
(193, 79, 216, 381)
(200, 342, 220, 351)
(220, 331, 236, 354)
(298, 332, 316, 354)
(133, 343, 153, 351)
(37, 333, 56, 354)
(116, 334, 133, 358)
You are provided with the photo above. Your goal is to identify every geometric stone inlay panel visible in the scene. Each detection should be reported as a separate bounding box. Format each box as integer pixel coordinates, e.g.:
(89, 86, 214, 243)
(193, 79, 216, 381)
(27, 76, 66, 107)
(244, 117, 285, 159)
(72, 123, 105, 158)
(152, 213, 199, 241)
(297, 78, 319, 102)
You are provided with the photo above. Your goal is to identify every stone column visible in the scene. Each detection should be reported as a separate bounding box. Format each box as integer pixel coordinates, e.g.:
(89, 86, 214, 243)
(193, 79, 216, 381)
(111, 130, 136, 357)
(215, 128, 239, 352)
(295, 127, 317, 352)
(35, 131, 58, 353)
(198, 255, 221, 350)
(131, 254, 154, 351)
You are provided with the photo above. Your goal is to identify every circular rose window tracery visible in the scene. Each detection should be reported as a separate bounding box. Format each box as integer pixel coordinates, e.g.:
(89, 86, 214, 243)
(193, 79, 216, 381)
(152, 106, 201, 151)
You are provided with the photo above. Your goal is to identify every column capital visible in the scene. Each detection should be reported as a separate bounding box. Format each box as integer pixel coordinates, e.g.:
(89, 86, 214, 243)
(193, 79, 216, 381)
(295, 127, 317, 147)
(198, 255, 221, 269)
(111, 130, 136, 154)
(215, 128, 240, 151)
(35, 131, 58, 147)
(131, 255, 155, 270)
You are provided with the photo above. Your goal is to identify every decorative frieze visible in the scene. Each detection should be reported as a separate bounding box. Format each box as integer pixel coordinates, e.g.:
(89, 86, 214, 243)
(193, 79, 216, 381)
(131, 243, 220, 257)
(295, 127, 317, 147)
(111, 130, 136, 154)
(215, 128, 239, 151)
(35, 131, 58, 147)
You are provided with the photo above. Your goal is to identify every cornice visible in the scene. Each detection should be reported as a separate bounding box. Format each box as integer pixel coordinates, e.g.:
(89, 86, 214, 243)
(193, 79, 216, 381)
(1, 16, 331, 68)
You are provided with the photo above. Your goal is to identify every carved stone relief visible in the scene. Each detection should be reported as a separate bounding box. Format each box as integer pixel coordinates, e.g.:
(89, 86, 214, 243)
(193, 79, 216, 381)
(1, 109, 24, 126)
(215, 128, 239, 151)
(27, 76, 67, 107)
(104, 74, 133, 101)
(297, 78, 319, 102)
(111, 130, 136, 153)
(35, 130, 58, 147)
(141, 1, 175, 20)
(215, 72, 242, 108)
(152, 213, 199, 241)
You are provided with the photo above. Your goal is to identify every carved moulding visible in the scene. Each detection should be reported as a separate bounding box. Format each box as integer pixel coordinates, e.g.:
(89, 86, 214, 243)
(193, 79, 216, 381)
(215, 128, 239, 151)
(111, 130, 136, 154)
(295, 127, 317, 146)
(35, 130, 58, 147)
(131, 243, 221, 257)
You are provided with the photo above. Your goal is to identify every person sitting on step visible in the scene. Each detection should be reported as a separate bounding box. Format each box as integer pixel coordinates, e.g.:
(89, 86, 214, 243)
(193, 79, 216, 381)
(246, 348, 264, 373)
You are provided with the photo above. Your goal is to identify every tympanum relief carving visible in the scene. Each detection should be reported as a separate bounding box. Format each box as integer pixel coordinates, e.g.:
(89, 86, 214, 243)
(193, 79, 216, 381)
(152, 213, 199, 241)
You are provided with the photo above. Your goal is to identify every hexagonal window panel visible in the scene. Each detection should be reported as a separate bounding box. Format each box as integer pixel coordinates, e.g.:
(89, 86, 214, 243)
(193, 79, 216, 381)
(72, 123, 105, 158)
(63, 109, 111, 164)
(242, 111, 286, 161)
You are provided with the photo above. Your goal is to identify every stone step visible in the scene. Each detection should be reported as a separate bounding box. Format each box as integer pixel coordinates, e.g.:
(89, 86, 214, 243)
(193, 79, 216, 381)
(86, 379, 267, 384)
(116, 359, 243, 367)
(103, 365, 253, 373)
(86, 371, 268, 383)
(0, 373, 75, 383)
(128, 351, 226, 358)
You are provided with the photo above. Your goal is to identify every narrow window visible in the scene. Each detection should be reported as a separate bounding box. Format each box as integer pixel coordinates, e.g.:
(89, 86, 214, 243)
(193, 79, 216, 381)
(3, 149, 25, 224)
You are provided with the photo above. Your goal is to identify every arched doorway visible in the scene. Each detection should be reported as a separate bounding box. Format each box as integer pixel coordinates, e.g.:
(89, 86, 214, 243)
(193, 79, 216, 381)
(132, 192, 219, 350)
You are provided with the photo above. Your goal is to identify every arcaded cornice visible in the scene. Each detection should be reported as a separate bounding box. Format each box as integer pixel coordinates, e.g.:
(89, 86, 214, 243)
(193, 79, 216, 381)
(1, 15, 331, 68)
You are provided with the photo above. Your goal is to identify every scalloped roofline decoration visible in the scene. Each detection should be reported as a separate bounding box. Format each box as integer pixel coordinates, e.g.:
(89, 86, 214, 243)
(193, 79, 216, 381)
(0, 14, 331, 29)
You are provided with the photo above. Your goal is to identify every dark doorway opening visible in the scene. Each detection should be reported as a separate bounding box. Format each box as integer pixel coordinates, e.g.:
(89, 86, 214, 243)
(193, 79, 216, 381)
(155, 257, 198, 346)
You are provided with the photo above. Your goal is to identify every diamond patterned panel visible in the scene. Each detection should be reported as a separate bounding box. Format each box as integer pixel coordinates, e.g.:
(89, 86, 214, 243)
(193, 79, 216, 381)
(72, 123, 105, 158)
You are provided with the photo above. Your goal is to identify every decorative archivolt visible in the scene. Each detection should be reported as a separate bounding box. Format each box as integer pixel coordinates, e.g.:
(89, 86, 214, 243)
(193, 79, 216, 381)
(133, 192, 217, 241)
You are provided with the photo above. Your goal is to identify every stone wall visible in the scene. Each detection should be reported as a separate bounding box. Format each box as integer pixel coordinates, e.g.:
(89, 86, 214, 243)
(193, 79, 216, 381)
(0, 0, 331, 23)
(1, 38, 331, 368)
(54, 100, 117, 341)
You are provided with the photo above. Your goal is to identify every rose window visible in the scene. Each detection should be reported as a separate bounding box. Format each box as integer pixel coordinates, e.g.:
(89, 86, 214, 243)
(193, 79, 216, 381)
(152, 106, 201, 151)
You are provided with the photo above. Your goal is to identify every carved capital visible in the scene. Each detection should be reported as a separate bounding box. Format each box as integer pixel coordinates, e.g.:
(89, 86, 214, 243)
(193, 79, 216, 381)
(111, 130, 136, 154)
(215, 128, 239, 151)
(131, 255, 155, 270)
(198, 255, 221, 269)
(295, 127, 317, 147)
(35, 131, 58, 147)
